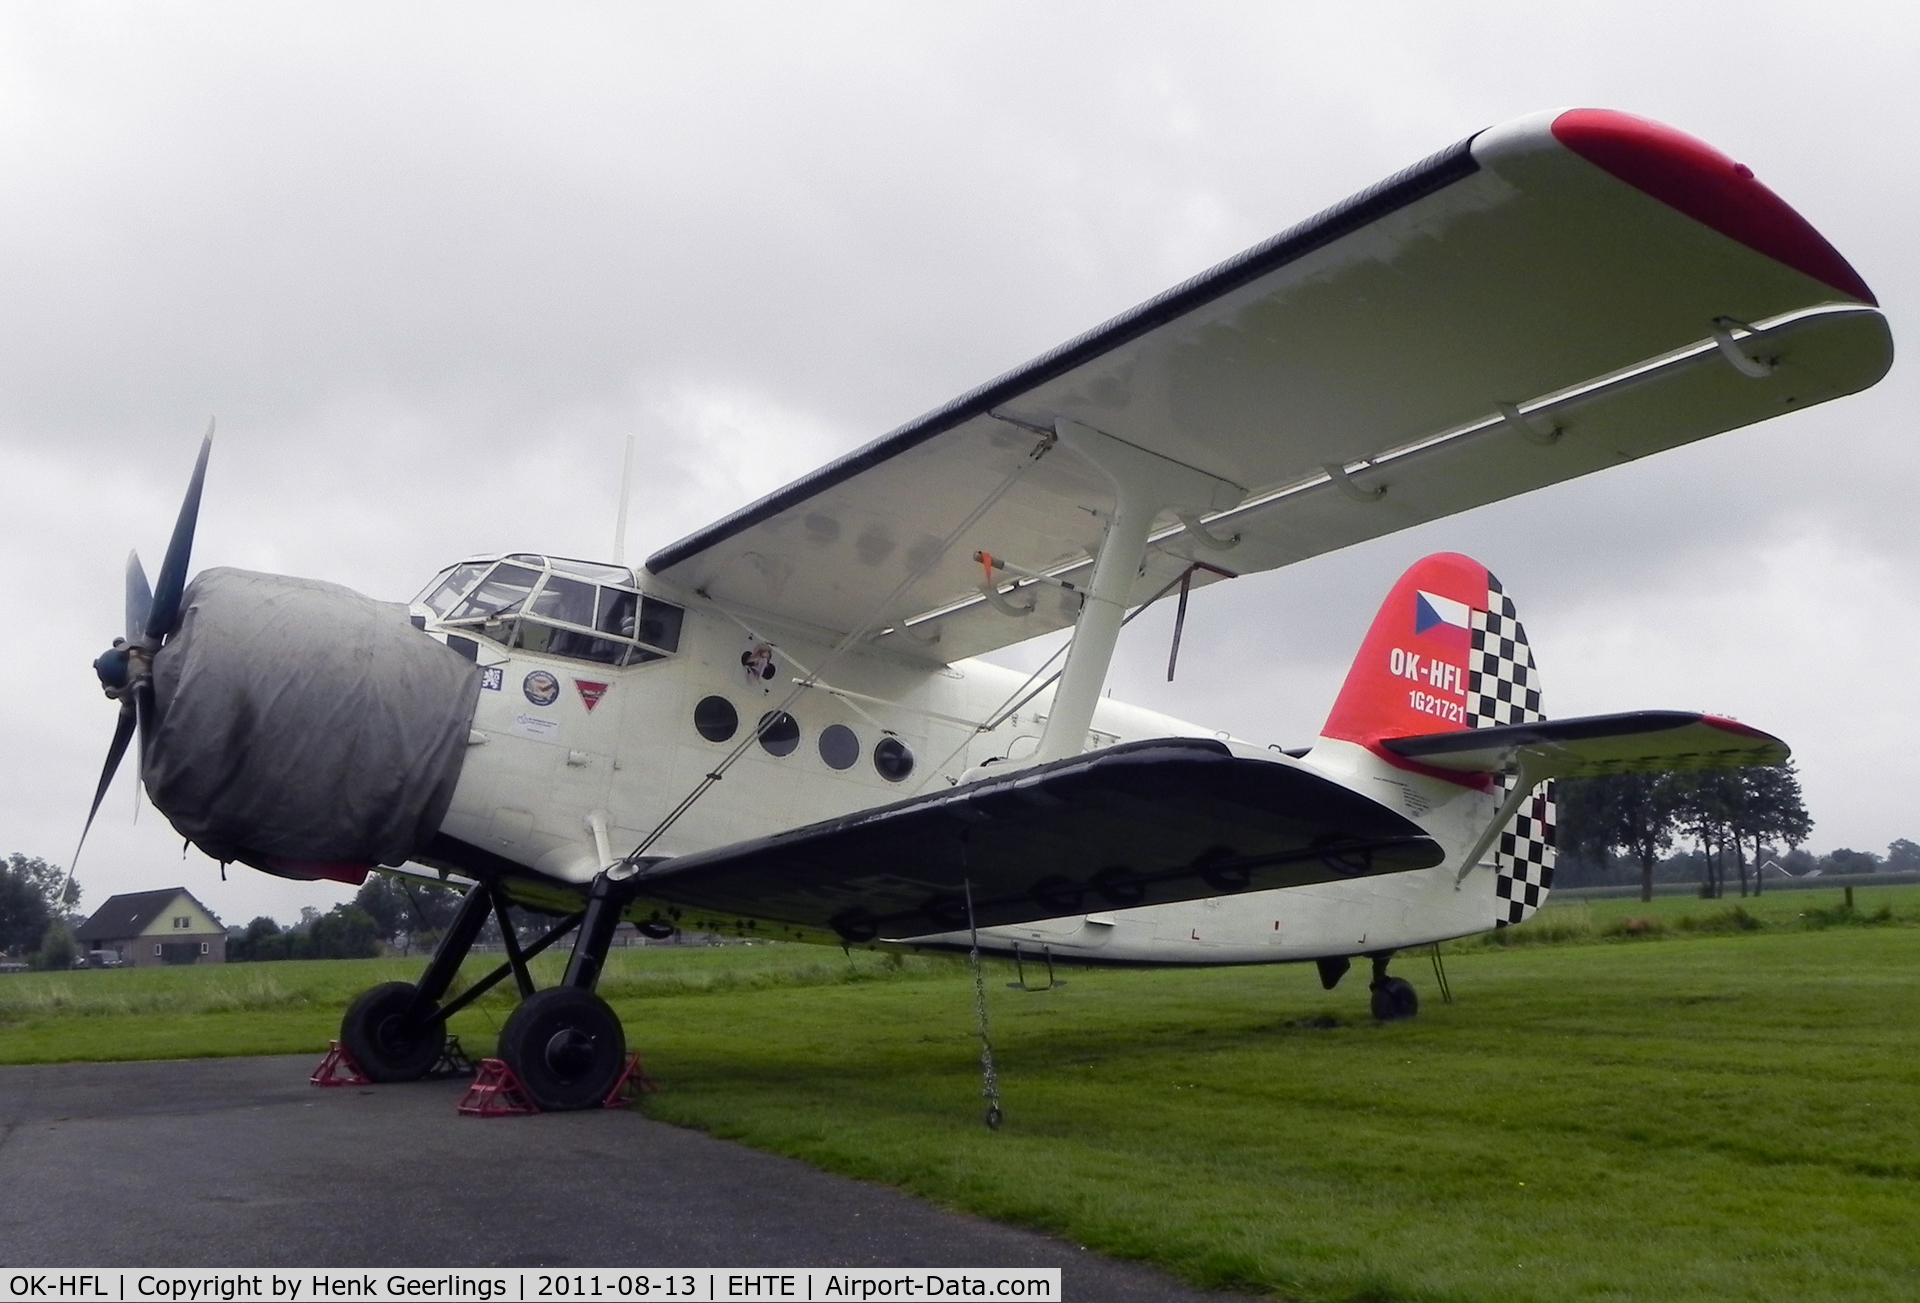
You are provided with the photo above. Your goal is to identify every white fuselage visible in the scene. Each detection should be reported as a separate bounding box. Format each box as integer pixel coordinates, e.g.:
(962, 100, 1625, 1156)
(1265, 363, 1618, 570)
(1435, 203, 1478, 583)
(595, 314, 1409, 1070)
(424, 581, 1522, 965)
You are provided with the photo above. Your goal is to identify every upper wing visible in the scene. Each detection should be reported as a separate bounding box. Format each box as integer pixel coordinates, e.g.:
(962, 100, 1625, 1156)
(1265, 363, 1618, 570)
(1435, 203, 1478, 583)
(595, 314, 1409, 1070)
(629, 739, 1441, 942)
(646, 108, 1891, 662)
(1382, 711, 1788, 779)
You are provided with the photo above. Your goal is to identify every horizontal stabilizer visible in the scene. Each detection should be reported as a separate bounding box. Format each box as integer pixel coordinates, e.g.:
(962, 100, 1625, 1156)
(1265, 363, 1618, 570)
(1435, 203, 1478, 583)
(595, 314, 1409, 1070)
(1382, 710, 1786, 778)
(633, 739, 1442, 942)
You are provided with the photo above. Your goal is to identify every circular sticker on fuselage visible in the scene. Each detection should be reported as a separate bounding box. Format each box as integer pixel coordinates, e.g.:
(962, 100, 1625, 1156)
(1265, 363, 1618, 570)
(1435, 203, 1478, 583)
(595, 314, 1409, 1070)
(522, 670, 561, 707)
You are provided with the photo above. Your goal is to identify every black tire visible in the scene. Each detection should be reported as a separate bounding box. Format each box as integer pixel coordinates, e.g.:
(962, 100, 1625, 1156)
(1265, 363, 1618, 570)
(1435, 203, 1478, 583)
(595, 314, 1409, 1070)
(1369, 976, 1419, 1022)
(496, 987, 627, 1111)
(341, 982, 442, 1082)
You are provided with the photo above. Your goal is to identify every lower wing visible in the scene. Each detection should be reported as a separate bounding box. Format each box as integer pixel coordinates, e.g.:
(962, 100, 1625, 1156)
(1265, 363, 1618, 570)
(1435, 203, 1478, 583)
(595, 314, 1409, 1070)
(630, 739, 1442, 942)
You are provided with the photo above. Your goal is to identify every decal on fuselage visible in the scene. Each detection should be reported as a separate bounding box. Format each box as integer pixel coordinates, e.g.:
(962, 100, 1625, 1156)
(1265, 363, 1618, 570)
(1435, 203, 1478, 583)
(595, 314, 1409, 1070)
(575, 679, 609, 712)
(508, 712, 560, 741)
(523, 670, 561, 707)
(741, 642, 777, 687)
(480, 665, 503, 691)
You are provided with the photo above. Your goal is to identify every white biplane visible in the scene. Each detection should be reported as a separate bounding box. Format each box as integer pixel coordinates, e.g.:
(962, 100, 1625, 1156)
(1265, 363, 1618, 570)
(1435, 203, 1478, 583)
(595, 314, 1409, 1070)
(85, 108, 1890, 1110)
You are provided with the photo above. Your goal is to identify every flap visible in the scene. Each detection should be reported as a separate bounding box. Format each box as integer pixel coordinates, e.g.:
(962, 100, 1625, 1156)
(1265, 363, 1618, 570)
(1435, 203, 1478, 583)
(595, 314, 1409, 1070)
(631, 739, 1442, 941)
(1381, 711, 1788, 778)
(646, 109, 1890, 662)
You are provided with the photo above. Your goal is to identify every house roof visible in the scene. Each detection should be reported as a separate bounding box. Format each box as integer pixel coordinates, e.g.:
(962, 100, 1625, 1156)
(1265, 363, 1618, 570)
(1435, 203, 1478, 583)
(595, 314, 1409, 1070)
(76, 887, 222, 941)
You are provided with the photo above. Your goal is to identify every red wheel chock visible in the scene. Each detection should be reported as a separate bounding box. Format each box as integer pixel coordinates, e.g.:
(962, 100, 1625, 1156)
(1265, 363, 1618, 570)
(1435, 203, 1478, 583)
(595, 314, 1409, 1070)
(457, 1057, 540, 1116)
(310, 1041, 371, 1087)
(602, 1052, 657, 1108)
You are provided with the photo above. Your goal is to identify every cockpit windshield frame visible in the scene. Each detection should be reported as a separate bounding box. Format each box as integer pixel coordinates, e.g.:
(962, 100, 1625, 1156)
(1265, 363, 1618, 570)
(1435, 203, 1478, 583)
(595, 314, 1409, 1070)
(412, 554, 682, 668)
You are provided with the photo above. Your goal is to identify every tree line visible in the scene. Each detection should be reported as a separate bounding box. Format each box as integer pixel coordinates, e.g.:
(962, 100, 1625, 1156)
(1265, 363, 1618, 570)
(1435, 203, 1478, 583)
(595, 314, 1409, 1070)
(1557, 763, 1816, 901)
(228, 877, 469, 961)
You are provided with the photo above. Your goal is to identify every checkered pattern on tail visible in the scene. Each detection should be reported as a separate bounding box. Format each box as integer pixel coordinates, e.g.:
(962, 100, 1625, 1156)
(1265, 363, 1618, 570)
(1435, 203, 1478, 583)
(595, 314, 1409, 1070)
(1470, 575, 1555, 927)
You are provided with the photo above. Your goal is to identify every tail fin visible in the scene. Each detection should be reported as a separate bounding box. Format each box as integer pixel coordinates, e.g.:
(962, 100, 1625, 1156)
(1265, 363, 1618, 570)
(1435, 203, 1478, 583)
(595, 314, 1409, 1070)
(1320, 552, 1555, 927)
(1321, 552, 1543, 749)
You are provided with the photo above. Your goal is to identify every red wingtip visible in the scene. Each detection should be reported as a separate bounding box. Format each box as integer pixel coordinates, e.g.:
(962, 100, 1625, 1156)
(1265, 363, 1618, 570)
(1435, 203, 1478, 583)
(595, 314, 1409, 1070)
(1551, 109, 1877, 307)
(1698, 714, 1777, 741)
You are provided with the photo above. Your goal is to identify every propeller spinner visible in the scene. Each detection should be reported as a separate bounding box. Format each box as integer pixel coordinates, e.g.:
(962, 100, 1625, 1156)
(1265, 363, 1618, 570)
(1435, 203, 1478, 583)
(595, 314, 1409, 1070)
(77, 423, 213, 860)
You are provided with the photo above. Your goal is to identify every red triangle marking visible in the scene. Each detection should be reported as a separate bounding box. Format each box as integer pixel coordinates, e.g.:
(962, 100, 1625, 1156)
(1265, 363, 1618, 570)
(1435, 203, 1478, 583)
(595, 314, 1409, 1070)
(575, 680, 609, 712)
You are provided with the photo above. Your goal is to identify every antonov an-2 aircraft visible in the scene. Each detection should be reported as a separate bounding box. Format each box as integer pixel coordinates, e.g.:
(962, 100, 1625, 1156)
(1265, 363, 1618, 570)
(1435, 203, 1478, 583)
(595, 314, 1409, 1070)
(85, 108, 1891, 1111)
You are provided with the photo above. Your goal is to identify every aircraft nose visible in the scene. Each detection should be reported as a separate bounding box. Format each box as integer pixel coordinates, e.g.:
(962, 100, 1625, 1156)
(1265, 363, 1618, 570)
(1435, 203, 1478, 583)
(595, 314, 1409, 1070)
(144, 567, 484, 879)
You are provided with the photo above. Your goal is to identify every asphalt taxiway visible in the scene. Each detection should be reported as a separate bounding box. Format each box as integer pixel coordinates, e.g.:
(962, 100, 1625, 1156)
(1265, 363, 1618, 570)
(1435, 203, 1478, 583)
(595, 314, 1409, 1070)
(0, 1056, 1255, 1299)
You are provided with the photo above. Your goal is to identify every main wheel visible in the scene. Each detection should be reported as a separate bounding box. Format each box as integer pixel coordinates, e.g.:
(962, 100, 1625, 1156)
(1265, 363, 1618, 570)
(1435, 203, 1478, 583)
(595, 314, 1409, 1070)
(1369, 976, 1419, 1022)
(496, 987, 627, 1111)
(341, 981, 442, 1082)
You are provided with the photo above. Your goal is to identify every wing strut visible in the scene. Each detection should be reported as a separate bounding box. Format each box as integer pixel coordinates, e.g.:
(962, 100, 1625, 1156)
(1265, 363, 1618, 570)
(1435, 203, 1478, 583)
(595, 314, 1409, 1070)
(1035, 420, 1242, 763)
(1454, 753, 1551, 885)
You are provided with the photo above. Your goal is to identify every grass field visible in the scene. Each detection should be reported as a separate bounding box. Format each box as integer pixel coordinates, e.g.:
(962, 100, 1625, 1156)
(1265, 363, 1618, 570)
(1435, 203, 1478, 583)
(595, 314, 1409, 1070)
(4, 885, 1916, 1302)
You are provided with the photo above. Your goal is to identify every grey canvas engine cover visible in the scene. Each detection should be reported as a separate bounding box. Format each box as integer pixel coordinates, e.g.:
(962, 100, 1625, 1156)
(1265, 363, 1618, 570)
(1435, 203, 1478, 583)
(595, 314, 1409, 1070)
(145, 568, 482, 867)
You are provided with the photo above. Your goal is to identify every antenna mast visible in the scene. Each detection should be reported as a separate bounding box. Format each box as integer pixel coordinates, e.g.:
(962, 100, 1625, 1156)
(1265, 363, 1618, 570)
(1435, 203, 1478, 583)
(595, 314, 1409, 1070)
(612, 434, 636, 566)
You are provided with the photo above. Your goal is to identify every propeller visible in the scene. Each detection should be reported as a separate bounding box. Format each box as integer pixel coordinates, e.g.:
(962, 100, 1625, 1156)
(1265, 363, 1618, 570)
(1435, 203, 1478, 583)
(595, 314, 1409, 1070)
(75, 422, 214, 865)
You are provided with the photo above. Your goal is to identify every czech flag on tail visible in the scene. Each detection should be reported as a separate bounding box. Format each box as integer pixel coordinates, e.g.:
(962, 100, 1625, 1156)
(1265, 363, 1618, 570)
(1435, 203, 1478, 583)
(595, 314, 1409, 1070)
(1414, 589, 1473, 651)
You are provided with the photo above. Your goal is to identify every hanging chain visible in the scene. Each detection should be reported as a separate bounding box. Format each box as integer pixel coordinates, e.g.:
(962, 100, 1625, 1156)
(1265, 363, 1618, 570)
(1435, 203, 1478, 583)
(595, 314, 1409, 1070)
(965, 878, 1003, 1130)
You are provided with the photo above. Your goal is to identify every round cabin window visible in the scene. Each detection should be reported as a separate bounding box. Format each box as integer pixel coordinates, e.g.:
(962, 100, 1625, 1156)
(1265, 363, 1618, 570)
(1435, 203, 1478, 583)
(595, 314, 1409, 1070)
(818, 723, 860, 770)
(757, 710, 801, 757)
(873, 736, 914, 782)
(693, 695, 738, 743)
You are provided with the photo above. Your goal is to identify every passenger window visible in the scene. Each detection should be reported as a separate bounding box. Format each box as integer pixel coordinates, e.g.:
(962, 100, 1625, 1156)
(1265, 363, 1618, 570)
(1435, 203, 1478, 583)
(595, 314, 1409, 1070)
(874, 737, 914, 782)
(757, 711, 801, 757)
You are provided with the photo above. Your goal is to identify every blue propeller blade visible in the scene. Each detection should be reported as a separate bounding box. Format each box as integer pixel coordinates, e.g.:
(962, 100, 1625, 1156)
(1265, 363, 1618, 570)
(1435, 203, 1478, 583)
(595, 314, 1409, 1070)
(145, 421, 213, 641)
(76, 702, 138, 865)
(125, 550, 152, 643)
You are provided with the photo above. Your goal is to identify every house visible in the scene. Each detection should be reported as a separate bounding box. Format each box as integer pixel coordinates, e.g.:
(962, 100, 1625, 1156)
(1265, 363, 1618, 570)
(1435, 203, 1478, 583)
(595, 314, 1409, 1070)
(75, 888, 227, 967)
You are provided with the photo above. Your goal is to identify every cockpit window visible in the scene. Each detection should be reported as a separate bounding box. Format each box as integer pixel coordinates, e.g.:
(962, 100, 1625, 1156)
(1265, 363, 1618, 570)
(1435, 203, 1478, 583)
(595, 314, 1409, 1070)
(549, 556, 637, 585)
(596, 588, 636, 638)
(529, 575, 596, 627)
(448, 564, 541, 621)
(637, 598, 683, 653)
(425, 554, 683, 668)
(417, 562, 489, 617)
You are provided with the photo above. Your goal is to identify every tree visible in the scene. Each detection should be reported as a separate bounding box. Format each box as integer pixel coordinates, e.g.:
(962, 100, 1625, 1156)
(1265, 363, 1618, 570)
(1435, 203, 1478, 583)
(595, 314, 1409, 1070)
(1557, 773, 1680, 903)
(228, 916, 288, 962)
(1740, 763, 1812, 896)
(1884, 839, 1920, 873)
(307, 905, 380, 959)
(1671, 770, 1748, 898)
(353, 876, 463, 952)
(31, 919, 76, 970)
(228, 906, 380, 961)
(1820, 848, 1882, 876)
(1, 853, 81, 957)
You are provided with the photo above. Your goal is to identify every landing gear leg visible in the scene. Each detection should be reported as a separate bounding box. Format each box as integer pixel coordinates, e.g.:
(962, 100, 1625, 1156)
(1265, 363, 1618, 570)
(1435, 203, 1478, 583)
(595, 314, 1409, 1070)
(341, 882, 493, 1081)
(496, 872, 630, 1111)
(1367, 952, 1419, 1022)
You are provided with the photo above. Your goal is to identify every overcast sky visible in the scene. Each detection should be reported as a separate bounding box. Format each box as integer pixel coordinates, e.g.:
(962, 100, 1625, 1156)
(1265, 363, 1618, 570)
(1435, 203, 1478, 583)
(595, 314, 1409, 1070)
(1, 2, 1912, 927)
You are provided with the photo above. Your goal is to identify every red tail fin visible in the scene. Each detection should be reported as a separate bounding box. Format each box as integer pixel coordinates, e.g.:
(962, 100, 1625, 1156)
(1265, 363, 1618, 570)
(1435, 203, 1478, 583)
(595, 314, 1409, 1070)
(1321, 552, 1542, 752)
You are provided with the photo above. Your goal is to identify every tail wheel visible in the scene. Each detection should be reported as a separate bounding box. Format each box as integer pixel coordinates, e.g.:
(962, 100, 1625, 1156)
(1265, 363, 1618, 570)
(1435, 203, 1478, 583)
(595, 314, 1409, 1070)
(341, 981, 442, 1082)
(1369, 976, 1419, 1022)
(496, 987, 627, 1111)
